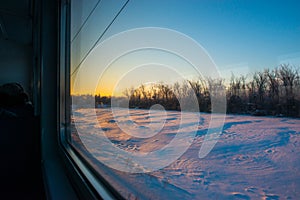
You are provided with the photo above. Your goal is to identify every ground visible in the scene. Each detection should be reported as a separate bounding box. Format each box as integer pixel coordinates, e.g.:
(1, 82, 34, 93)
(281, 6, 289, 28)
(72, 108, 300, 200)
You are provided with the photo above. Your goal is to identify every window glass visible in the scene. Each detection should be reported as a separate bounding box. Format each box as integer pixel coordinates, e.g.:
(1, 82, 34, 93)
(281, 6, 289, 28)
(70, 1, 300, 199)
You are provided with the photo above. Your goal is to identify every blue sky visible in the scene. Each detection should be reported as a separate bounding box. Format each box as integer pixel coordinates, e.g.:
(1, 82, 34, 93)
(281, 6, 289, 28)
(71, 0, 300, 95)
(114, 0, 300, 70)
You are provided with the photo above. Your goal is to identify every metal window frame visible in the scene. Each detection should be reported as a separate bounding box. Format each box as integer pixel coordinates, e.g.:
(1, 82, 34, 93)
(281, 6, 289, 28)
(57, 0, 124, 199)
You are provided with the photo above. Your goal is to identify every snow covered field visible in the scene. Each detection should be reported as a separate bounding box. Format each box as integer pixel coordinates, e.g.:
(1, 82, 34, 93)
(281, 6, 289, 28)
(72, 108, 300, 200)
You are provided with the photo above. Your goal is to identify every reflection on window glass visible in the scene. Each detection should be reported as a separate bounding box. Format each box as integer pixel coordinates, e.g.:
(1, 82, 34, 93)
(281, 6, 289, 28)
(70, 1, 300, 199)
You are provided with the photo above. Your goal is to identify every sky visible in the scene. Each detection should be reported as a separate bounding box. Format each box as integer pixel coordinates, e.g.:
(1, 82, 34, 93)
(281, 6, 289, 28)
(71, 0, 300, 96)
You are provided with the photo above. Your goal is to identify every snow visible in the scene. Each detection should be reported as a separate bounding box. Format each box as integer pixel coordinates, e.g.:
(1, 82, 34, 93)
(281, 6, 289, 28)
(72, 108, 300, 199)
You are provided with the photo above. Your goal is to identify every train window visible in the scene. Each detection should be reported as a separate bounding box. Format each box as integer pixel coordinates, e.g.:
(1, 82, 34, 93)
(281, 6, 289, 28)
(66, 1, 300, 199)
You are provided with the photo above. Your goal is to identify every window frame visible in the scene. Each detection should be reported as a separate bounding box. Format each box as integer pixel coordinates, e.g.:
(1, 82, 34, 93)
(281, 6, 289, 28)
(57, 0, 125, 199)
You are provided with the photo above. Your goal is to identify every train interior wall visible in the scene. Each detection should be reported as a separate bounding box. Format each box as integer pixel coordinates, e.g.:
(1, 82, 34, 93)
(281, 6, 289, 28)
(0, 0, 45, 198)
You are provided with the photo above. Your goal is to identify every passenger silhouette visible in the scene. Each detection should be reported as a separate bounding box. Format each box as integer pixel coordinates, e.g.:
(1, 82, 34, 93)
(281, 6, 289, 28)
(0, 82, 34, 119)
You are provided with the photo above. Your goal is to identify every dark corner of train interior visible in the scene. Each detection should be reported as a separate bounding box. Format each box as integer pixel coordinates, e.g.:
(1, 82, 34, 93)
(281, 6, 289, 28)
(0, 0, 84, 199)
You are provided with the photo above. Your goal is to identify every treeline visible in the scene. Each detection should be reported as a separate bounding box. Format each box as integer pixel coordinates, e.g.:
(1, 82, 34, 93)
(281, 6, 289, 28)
(227, 64, 300, 117)
(75, 64, 300, 117)
(120, 64, 300, 117)
(122, 79, 222, 113)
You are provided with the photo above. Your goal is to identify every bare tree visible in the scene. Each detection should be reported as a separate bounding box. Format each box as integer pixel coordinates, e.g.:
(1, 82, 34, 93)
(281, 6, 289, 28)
(266, 69, 279, 105)
(253, 71, 268, 106)
(277, 64, 298, 100)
